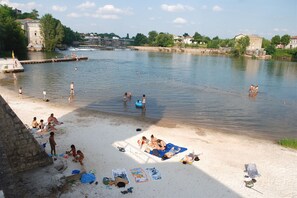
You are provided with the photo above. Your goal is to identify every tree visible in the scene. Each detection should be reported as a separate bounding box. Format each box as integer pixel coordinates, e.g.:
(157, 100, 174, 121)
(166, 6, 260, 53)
(16, 9, 39, 19)
(262, 38, 271, 49)
(265, 45, 275, 55)
(133, 33, 148, 46)
(271, 35, 281, 46)
(192, 32, 202, 43)
(0, 5, 27, 58)
(232, 36, 250, 56)
(183, 33, 189, 37)
(155, 33, 174, 47)
(280, 34, 290, 46)
(40, 14, 64, 51)
(148, 31, 158, 46)
(62, 25, 81, 45)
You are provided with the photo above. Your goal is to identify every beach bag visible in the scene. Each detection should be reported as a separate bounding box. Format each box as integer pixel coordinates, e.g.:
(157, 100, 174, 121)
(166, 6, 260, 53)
(81, 173, 96, 184)
(102, 177, 113, 185)
(115, 177, 129, 188)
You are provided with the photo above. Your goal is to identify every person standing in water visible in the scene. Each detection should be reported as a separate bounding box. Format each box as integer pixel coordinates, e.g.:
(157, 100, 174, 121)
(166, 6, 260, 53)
(142, 94, 146, 111)
(70, 82, 74, 95)
(19, 87, 22, 98)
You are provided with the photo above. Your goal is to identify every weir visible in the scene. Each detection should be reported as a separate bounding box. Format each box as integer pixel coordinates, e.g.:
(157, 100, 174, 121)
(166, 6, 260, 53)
(20, 56, 88, 64)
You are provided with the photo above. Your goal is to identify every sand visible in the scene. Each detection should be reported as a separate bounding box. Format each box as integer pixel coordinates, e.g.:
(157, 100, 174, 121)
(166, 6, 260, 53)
(0, 86, 296, 198)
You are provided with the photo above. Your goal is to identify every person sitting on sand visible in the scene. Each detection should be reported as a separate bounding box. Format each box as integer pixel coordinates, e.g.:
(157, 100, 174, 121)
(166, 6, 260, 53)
(181, 152, 200, 164)
(48, 113, 63, 125)
(137, 136, 149, 149)
(156, 139, 166, 150)
(150, 134, 158, 147)
(73, 150, 84, 165)
(46, 122, 57, 132)
(31, 117, 39, 129)
(161, 147, 181, 160)
(39, 119, 45, 130)
(66, 144, 77, 157)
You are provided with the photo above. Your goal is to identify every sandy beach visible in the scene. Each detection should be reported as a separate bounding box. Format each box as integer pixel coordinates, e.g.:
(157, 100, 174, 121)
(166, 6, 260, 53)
(0, 85, 296, 198)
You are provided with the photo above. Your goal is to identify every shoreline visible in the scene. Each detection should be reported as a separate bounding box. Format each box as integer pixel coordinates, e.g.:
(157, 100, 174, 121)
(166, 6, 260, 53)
(1, 85, 297, 197)
(0, 84, 281, 142)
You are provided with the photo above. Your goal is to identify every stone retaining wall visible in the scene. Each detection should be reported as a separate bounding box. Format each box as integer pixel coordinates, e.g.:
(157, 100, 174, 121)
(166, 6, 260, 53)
(0, 95, 52, 197)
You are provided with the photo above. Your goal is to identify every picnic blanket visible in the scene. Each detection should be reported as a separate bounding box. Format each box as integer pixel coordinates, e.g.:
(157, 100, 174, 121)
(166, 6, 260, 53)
(130, 168, 149, 183)
(149, 143, 187, 159)
(245, 164, 260, 179)
(145, 167, 162, 180)
(112, 168, 130, 183)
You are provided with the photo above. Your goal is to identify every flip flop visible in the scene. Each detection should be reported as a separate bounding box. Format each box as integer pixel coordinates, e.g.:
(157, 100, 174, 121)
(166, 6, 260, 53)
(117, 147, 126, 152)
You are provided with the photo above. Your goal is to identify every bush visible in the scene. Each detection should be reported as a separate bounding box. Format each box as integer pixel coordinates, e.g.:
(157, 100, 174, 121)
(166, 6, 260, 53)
(278, 138, 297, 150)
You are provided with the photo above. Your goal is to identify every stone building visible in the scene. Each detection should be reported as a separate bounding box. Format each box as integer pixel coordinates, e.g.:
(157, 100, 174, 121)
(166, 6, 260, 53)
(17, 18, 44, 51)
(0, 95, 52, 197)
(285, 36, 297, 49)
(235, 34, 263, 50)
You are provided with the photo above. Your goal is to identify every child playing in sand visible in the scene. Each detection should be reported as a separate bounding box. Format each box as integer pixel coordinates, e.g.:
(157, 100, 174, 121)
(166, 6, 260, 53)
(73, 150, 84, 165)
(66, 145, 77, 157)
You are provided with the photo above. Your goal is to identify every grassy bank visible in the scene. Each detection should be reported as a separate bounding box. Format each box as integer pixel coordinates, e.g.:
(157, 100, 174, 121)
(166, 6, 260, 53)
(278, 138, 297, 149)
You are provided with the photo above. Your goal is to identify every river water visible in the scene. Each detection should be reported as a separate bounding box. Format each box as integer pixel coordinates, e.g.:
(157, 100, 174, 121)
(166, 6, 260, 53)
(1, 50, 297, 139)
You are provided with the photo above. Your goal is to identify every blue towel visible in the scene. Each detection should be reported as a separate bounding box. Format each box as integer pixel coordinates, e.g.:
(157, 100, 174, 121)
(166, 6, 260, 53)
(149, 143, 187, 159)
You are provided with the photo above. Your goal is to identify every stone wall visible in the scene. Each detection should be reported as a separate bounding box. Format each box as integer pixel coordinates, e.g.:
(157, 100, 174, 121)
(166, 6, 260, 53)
(0, 95, 52, 197)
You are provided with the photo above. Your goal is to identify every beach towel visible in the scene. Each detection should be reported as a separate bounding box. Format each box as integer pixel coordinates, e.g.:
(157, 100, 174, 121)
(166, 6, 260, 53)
(130, 168, 149, 183)
(245, 164, 260, 179)
(112, 168, 130, 183)
(149, 143, 187, 159)
(145, 167, 162, 180)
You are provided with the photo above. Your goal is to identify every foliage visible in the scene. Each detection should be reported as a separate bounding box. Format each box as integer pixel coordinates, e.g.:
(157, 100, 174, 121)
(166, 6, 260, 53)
(97, 33, 119, 39)
(278, 138, 297, 150)
(271, 35, 281, 46)
(16, 9, 39, 19)
(62, 25, 82, 45)
(207, 39, 220, 48)
(262, 38, 271, 48)
(133, 33, 148, 46)
(155, 33, 174, 47)
(148, 31, 158, 46)
(265, 45, 276, 55)
(0, 5, 27, 58)
(40, 14, 64, 51)
(232, 36, 250, 56)
(280, 34, 290, 46)
(273, 48, 297, 60)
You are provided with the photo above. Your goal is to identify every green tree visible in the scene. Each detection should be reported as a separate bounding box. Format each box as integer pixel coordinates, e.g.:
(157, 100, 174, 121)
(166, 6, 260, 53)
(62, 25, 81, 45)
(16, 9, 39, 19)
(155, 33, 174, 47)
(133, 33, 148, 46)
(265, 45, 276, 55)
(40, 14, 64, 51)
(280, 34, 290, 46)
(0, 5, 27, 58)
(148, 31, 158, 46)
(271, 35, 281, 46)
(262, 38, 271, 48)
(192, 32, 203, 43)
(232, 36, 250, 56)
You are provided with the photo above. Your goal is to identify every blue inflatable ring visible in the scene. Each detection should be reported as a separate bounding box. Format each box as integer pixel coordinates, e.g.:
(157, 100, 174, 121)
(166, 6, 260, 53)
(135, 100, 143, 108)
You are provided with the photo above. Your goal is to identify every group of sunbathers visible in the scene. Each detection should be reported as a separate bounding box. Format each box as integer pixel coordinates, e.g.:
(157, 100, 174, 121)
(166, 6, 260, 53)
(137, 134, 200, 164)
(138, 135, 166, 151)
(31, 113, 63, 134)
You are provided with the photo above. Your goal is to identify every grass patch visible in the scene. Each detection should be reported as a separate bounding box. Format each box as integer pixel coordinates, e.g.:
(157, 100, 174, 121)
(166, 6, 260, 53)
(278, 138, 297, 150)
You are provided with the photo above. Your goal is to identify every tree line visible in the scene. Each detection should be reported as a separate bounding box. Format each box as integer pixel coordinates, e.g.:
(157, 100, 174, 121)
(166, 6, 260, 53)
(132, 31, 296, 59)
(0, 5, 81, 58)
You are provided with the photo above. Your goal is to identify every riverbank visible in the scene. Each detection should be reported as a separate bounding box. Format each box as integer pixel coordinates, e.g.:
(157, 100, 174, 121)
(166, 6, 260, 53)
(129, 46, 231, 55)
(1, 85, 296, 197)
